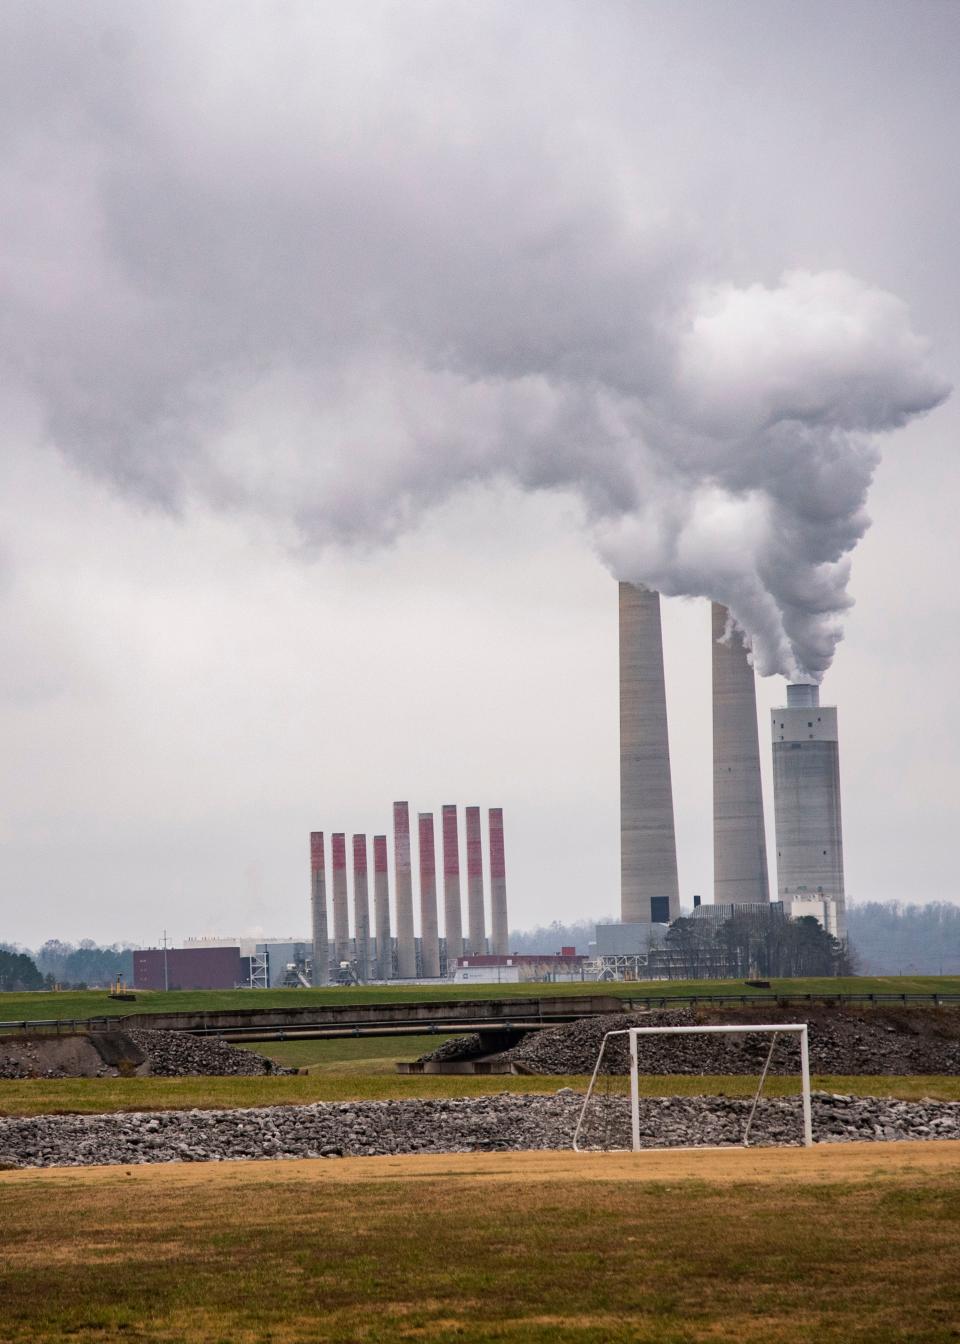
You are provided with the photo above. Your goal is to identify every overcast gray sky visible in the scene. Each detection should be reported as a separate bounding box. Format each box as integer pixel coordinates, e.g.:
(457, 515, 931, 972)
(2, 1, 958, 949)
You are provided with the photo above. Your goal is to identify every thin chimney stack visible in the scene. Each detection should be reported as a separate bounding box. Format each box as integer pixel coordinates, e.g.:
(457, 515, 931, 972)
(393, 801, 416, 978)
(418, 812, 440, 977)
(373, 834, 392, 979)
(352, 834, 370, 982)
(488, 807, 508, 956)
(465, 805, 486, 955)
(330, 832, 350, 964)
(309, 831, 329, 986)
(441, 804, 463, 961)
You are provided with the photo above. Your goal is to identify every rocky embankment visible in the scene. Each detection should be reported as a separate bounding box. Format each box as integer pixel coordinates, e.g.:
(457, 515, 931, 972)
(123, 1029, 289, 1076)
(0, 1092, 958, 1169)
(423, 1005, 960, 1076)
(0, 1028, 287, 1079)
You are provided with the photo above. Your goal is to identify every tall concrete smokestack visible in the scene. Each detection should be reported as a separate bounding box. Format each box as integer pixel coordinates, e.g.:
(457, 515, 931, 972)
(373, 834, 392, 980)
(418, 811, 441, 977)
(441, 805, 463, 961)
(331, 832, 350, 964)
(393, 802, 416, 978)
(352, 834, 370, 982)
(771, 683, 846, 939)
(619, 582, 680, 923)
(309, 831, 330, 986)
(488, 807, 509, 955)
(712, 602, 770, 904)
(465, 805, 486, 954)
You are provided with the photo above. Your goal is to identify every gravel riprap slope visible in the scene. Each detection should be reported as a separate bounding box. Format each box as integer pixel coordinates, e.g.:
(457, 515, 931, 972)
(482, 1006, 960, 1076)
(124, 1028, 291, 1076)
(0, 1092, 958, 1168)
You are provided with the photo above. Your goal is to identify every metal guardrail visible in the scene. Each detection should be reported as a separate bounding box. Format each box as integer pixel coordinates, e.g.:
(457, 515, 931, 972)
(1, 991, 959, 1037)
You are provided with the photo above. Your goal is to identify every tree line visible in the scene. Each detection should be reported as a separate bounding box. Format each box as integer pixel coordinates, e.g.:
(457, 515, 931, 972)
(1, 901, 957, 990)
(0, 940, 134, 990)
(661, 912, 850, 980)
(845, 902, 960, 976)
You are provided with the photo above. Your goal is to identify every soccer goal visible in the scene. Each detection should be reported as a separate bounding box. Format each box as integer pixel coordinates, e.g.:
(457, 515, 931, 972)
(572, 1023, 813, 1153)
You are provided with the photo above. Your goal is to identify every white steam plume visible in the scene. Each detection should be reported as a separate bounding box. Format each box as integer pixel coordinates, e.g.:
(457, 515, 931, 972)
(0, 7, 950, 681)
(150, 270, 949, 681)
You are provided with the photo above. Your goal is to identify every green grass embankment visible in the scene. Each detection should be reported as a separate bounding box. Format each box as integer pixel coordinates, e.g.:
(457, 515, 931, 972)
(2, 1073, 958, 1117)
(2, 974, 959, 1023)
(253, 1033, 462, 1073)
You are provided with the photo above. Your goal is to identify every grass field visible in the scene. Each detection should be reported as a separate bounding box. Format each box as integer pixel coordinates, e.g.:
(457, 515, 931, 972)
(248, 1032, 462, 1072)
(2, 1144, 959, 1342)
(2, 1073, 958, 1117)
(3, 973, 959, 1022)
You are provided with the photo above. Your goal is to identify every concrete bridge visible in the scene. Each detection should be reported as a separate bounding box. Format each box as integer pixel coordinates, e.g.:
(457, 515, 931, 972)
(108, 992, 633, 1043)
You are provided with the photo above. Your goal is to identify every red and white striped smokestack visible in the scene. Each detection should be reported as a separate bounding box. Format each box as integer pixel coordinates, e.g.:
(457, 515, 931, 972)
(331, 833, 350, 964)
(418, 811, 441, 977)
(393, 802, 416, 978)
(309, 832, 330, 986)
(489, 807, 509, 956)
(465, 805, 486, 955)
(352, 834, 370, 983)
(441, 804, 463, 961)
(373, 834, 392, 980)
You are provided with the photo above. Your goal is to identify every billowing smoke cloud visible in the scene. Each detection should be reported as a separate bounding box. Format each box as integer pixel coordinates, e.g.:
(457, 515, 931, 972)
(0, 4, 949, 680)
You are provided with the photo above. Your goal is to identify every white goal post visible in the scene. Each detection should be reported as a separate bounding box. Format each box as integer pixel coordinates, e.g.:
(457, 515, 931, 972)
(572, 1023, 813, 1153)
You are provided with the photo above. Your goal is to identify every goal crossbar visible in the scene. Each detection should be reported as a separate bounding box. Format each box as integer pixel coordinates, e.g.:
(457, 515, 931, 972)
(572, 1023, 813, 1152)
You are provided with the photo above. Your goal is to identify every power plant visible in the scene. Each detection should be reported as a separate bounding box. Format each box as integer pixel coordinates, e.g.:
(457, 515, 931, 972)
(153, 587, 849, 993)
(171, 584, 849, 992)
(306, 803, 511, 982)
(618, 582, 846, 950)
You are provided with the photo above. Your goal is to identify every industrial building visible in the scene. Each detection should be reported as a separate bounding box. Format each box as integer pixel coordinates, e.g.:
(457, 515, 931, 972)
(132, 945, 244, 991)
(306, 802, 510, 983)
(452, 950, 588, 984)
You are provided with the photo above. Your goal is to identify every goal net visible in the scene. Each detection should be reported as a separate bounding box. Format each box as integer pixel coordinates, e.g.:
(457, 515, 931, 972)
(572, 1023, 813, 1153)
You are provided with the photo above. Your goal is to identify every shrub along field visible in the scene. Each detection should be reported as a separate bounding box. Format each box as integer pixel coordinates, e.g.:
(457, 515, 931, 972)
(2, 974, 959, 1023)
(2, 1146, 960, 1343)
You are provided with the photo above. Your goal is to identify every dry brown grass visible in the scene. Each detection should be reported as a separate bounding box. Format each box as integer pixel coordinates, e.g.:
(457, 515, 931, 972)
(2, 1143, 960, 1342)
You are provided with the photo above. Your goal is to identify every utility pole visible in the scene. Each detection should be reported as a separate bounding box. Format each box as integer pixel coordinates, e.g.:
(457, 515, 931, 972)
(162, 929, 170, 992)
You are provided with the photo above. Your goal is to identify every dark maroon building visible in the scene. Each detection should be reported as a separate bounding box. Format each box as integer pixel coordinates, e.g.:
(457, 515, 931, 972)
(132, 946, 242, 991)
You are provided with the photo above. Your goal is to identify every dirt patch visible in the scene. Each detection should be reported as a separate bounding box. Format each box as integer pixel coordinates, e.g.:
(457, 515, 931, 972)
(0, 1034, 118, 1079)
